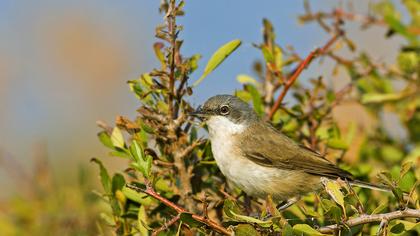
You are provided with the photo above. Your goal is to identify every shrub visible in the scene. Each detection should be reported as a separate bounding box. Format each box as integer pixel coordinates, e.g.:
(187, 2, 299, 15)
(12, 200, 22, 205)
(94, 0, 419, 235)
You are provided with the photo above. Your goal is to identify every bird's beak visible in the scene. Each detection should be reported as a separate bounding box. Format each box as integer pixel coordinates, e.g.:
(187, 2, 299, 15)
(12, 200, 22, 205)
(189, 106, 208, 118)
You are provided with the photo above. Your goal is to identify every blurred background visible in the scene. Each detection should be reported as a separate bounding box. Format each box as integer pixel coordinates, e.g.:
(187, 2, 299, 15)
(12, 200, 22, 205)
(0, 0, 406, 234)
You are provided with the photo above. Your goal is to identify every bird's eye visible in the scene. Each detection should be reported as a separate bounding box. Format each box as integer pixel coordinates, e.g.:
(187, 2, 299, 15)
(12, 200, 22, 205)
(220, 105, 230, 115)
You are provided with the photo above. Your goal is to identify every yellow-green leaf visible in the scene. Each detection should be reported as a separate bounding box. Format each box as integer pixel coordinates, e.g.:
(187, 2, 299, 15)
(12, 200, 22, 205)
(229, 210, 272, 227)
(193, 39, 241, 86)
(361, 93, 406, 104)
(237, 74, 258, 86)
(293, 224, 328, 236)
(322, 179, 345, 216)
(122, 186, 154, 205)
(111, 127, 124, 149)
(138, 205, 149, 236)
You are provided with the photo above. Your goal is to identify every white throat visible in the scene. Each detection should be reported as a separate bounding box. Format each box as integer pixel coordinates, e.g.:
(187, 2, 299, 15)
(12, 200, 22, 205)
(206, 116, 246, 139)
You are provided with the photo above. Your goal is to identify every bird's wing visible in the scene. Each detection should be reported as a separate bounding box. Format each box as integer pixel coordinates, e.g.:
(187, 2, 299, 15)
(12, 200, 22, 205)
(238, 122, 354, 180)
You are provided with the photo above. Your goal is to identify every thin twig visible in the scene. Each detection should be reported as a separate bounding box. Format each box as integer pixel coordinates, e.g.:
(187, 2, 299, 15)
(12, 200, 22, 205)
(152, 215, 181, 236)
(127, 183, 231, 235)
(267, 33, 342, 119)
(318, 208, 420, 234)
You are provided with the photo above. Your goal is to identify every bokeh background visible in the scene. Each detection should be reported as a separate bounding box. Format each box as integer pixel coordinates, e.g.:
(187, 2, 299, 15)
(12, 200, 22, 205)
(0, 0, 407, 234)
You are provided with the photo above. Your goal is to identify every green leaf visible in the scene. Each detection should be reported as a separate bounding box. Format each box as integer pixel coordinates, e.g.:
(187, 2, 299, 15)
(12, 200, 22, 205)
(274, 46, 283, 69)
(390, 222, 405, 234)
(180, 213, 205, 228)
(323, 179, 345, 216)
(400, 162, 413, 179)
(293, 224, 327, 236)
(371, 202, 388, 214)
(98, 131, 114, 149)
(235, 224, 260, 236)
(245, 84, 263, 116)
(235, 90, 252, 102)
(327, 139, 349, 150)
(122, 186, 154, 205)
(392, 220, 420, 232)
(223, 199, 244, 219)
(138, 205, 149, 236)
(261, 46, 274, 63)
(100, 213, 116, 226)
(193, 39, 241, 86)
(229, 210, 272, 227)
(111, 127, 125, 149)
(153, 42, 166, 69)
(91, 158, 111, 194)
(361, 93, 406, 104)
(129, 140, 143, 163)
(145, 155, 153, 178)
(111, 173, 126, 193)
(236, 74, 258, 86)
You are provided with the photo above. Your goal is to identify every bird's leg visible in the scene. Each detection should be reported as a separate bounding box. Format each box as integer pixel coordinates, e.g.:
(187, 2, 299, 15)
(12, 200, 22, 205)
(276, 197, 300, 211)
(261, 195, 280, 220)
(243, 193, 252, 215)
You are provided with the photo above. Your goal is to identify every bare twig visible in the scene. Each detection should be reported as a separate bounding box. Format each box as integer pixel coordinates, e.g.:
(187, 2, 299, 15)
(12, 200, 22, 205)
(267, 33, 342, 119)
(152, 215, 181, 236)
(318, 208, 420, 234)
(127, 183, 231, 235)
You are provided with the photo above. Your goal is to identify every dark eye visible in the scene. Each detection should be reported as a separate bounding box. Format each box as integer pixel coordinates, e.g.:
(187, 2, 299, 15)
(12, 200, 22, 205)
(220, 105, 230, 115)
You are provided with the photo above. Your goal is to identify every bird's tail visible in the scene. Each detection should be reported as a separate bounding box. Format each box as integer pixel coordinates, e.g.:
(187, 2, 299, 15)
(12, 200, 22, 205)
(349, 180, 391, 192)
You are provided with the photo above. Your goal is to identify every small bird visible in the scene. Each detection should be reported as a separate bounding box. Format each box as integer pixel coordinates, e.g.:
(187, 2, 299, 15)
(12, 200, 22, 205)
(190, 94, 386, 209)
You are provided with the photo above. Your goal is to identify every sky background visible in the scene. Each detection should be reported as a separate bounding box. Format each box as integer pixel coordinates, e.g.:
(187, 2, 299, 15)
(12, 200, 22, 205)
(0, 0, 403, 195)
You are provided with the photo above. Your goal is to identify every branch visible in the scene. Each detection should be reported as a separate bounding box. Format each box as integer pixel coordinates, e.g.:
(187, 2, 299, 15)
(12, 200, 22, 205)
(318, 208, 420, 234)
(152, 215, 181, 236)
(127, 183, 231, 236)
(267, 33, 342, 119)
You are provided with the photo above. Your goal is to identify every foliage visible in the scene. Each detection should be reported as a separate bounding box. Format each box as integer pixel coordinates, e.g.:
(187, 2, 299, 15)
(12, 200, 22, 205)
(0, 149, 102, 235)
(94, 0, 419, 235)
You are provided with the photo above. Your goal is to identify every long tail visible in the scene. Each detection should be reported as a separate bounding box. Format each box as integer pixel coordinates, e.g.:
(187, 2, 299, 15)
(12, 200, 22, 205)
(349, 180, 391, 192)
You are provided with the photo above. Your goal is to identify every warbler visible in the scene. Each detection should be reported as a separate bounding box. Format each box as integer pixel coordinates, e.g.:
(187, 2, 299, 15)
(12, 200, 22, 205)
(191, 94, 386, 208)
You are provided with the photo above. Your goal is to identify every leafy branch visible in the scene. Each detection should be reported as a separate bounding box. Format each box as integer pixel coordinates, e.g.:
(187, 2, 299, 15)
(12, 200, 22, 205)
(318, 208, 420, 234)
(267, 32, 342, 119)
(126, 183, 231, 235)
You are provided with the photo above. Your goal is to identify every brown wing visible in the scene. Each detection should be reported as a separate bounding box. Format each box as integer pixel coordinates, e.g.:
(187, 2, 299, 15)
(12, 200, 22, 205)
(238, 122, 354, 180)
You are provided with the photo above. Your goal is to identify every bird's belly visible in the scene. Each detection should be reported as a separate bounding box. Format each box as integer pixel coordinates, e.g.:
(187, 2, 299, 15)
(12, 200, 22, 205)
(211, 139, 321, 200)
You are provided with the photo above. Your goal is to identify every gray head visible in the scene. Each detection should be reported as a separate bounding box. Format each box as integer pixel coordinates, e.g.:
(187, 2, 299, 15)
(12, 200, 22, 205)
(191, 95, 259, 125)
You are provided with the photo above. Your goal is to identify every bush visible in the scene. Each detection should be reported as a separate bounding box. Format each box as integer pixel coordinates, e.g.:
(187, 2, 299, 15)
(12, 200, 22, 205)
(94, 0, 419, 235)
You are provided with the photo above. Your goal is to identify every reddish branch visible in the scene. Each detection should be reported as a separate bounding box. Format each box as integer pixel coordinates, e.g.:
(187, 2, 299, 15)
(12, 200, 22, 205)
(267, 33, 342, 119)
(127, 183, 231, 235)
(318, 208, 420, 234)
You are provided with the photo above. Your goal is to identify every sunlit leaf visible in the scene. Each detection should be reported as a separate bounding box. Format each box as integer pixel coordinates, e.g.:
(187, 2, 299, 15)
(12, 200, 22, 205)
(229, 210, 272, 227)
(237, 74, 258, 86)
(193, 39, 241, 86)
(235, 224, 260, 236)
(293, 224, 327, 236)
(327, 139, 349, 150)
(98, 131, 114, 149)
(138, 205, 149, 236)
(122, 186, 154, 205)
(323, 179, 345, 217)
(246, 84, 264, 116)
(111, 127, 125, 149)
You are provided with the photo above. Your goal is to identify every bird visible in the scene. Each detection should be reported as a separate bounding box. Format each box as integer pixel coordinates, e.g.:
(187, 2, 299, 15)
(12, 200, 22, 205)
(190, 94, 387, 209)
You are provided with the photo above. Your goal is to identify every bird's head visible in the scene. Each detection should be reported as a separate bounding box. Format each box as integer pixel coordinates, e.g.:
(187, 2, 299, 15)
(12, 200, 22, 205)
(190, 95, 259, 134)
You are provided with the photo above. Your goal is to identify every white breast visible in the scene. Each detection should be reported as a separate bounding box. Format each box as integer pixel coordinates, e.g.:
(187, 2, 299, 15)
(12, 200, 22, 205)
(206, 116, 289, 198)
(206, 116, 322, 200)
